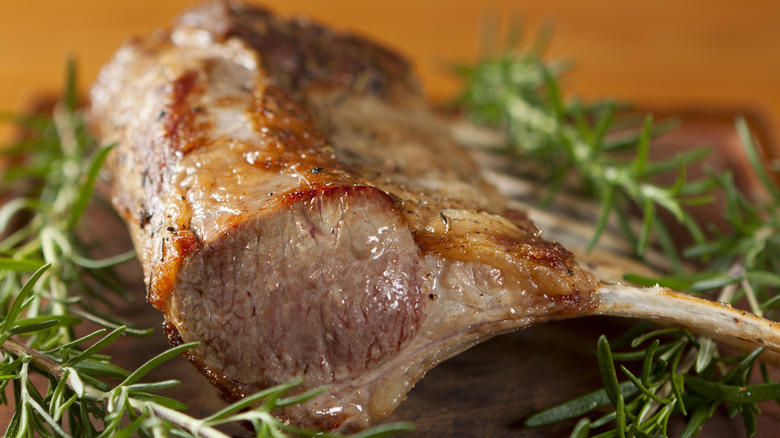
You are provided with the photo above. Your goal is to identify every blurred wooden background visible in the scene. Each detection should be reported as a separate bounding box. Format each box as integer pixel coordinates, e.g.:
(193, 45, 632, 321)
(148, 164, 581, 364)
(1, 0, 780, 158)
(2, 1, 780, 436)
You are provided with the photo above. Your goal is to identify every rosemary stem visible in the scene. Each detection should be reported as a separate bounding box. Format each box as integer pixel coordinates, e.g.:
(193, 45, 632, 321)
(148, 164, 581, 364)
(129, 401, 229, 438)
(718, 263, 745, 304)
(52, 104, 78, 163)
(743, 279, 762, 318)
(1, 336, 231, 438)
(2, 337, 64, 380)
(638, 342, 697, 425)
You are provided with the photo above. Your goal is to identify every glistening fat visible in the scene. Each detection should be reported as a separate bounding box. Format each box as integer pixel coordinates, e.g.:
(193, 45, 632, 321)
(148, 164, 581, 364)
(88, 0, 780, 432)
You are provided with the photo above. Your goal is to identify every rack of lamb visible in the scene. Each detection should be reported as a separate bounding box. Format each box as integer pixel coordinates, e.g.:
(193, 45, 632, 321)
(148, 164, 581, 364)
(88, 0, 780, 431)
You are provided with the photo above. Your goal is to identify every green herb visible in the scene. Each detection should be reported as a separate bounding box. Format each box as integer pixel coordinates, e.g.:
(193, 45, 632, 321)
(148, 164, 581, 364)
(0, 62, 413, 437)
(454, 26, 780, 437)
(453, 25, 712, 263)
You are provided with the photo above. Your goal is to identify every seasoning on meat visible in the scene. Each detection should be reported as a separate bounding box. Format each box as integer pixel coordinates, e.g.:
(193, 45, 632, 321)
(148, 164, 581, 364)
(89, 0, 780, 431)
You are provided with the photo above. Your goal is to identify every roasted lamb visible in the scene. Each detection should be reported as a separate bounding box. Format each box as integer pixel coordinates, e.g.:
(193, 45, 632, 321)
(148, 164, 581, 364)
(88, 0, 780, 431)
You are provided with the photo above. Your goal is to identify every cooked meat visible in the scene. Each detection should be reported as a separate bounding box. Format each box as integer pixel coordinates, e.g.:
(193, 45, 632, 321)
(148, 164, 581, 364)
(88, 0, 780, 431)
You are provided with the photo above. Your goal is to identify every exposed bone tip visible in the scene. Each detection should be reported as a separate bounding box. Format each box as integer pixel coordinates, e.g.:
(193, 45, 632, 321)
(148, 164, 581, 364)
(593, 282, 780, 356)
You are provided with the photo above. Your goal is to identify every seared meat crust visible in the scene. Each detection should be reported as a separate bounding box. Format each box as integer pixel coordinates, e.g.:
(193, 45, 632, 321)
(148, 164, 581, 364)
(90, 0, 598, 430)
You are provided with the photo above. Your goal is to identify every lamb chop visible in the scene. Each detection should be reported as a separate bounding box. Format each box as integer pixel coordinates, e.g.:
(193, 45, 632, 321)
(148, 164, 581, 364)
(88, 0, 780, 431)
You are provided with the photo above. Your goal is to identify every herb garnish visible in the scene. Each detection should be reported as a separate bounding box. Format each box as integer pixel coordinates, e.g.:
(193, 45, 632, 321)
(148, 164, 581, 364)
(454, 26, 780, 437)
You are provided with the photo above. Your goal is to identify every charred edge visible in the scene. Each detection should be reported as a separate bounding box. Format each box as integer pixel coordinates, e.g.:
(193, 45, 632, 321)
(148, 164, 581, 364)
(162, 318, 184, 347)
(223, 2, 415, 96)
(176, 225, 199, 252)
(245, 150, 360, 187)
(412, 231, 455, 255)
(412, 223, 576, 273)
(413, 223, 599, 298)
(165, 227, 200, 261)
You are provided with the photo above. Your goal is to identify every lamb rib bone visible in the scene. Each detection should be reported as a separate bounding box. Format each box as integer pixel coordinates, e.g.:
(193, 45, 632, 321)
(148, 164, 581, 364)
(87, 0, 780, 431)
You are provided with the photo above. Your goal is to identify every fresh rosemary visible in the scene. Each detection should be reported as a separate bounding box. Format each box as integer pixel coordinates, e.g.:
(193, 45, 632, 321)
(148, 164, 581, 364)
(0, 62, 413, 437)
(453, 25, 712, 264)
(454, 26, 780, 437)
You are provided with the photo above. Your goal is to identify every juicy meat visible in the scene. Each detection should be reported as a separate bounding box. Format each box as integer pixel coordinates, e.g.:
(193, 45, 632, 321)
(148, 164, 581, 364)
(88, 0, 780, 431)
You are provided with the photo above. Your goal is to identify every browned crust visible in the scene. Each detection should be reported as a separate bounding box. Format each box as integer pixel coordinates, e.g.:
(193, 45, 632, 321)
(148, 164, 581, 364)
(177, 0, 419, 97)
(91, 1, 603, 429)
(413, 209, 599, 299)
(94, 30, 383, 310)
(413, 226, 575, 271)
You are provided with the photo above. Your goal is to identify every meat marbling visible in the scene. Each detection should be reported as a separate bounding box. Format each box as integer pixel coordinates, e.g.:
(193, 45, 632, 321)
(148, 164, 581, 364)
(88, 0, 780, 431)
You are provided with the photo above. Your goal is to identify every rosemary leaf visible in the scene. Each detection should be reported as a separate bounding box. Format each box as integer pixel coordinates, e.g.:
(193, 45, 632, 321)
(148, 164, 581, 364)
(62, 325, 126, 367)
(524, 381, 638, 427)
(119, 342, 198, 387)
(71, 249, 136, 269)
(736, 116, 780, 202)
(72, 359, 131, 380)
(569, 418, 592, 438)
(598, 335, 623, 408)
(695, 337, 716, 373)
(0, 258, 45, 272)
(67, 144, 114, 229)
(8, 320, 59, 335)
(1, 263, 50, 333)
(126, 392, 188, 411)
(110, 412, 148, 438)
(275, 385, 327, 408)
(343, 422, 417, 438)
(202, 378, 303, 424)
(685, 376, 780, 404)
(124, 380, 181, 393)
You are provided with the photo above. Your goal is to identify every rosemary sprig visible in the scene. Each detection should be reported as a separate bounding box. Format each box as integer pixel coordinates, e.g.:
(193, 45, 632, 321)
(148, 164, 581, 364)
(454, 25, 780, 437)
(453, 28, 712, 264)
(572, 123, 780, 437)
(0, 63, 413, 437)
